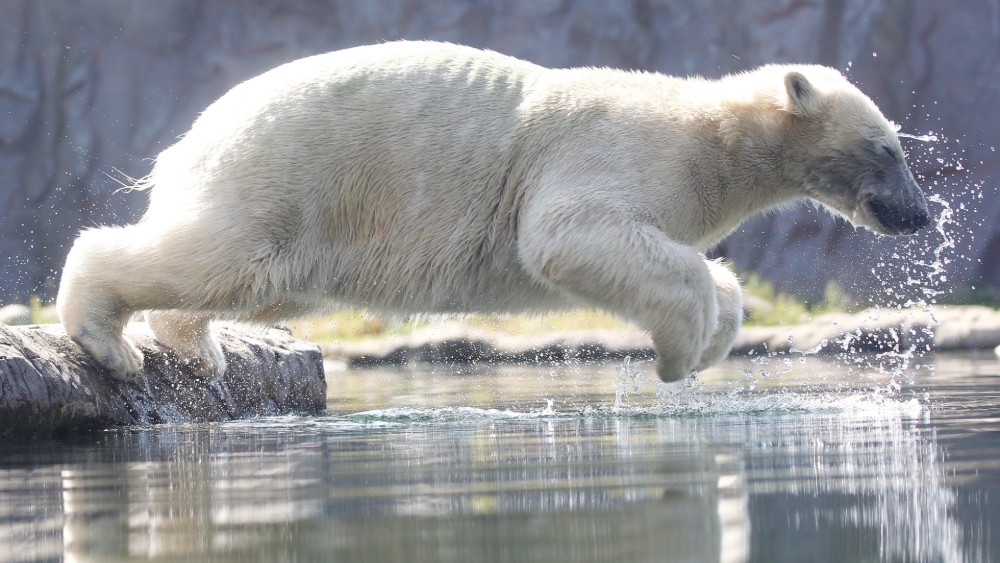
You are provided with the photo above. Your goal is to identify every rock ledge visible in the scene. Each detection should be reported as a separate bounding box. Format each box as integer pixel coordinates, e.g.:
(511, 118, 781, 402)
(322, 306, 1000, 368)
(0, 323, 326, 439)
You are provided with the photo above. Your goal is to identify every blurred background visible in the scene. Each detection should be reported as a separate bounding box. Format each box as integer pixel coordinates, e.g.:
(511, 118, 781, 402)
(0, 0, 995, 307)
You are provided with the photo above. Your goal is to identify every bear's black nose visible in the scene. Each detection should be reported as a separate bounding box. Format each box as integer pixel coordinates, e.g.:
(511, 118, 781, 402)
(912, 207, 931, 231)
(868, 197, 931, 235)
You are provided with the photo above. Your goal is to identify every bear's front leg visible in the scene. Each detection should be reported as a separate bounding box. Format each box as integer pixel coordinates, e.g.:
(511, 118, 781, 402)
(696, 259, 743, 371)
(518, 206, 718, 382)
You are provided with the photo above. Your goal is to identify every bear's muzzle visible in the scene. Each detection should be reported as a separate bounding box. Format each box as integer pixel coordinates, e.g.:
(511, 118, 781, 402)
(863, 162, 931, 236)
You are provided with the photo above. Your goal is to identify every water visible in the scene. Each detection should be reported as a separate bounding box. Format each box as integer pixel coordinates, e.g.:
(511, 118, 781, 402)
(2, 353, 998, 562)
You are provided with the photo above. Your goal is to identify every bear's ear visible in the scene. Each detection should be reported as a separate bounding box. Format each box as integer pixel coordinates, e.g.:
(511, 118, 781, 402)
(784, 71, 821, 117)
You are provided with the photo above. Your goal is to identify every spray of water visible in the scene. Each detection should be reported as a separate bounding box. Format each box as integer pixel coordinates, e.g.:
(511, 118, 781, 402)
(613, 356, 641, 410)
(894, 121, 940, 144)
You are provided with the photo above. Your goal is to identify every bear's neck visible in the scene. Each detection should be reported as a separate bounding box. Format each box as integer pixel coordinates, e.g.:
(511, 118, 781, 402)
(682, 107, 807, 249)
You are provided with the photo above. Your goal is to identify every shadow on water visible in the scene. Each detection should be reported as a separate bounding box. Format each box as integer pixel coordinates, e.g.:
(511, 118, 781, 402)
(1, 353, 999, 562)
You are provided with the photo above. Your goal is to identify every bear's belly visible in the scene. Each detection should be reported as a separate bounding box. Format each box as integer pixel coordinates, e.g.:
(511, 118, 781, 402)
(319, 253, 569, 315)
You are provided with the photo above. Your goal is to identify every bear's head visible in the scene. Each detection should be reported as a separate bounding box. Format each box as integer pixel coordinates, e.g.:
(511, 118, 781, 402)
(781, 67, 930, 236)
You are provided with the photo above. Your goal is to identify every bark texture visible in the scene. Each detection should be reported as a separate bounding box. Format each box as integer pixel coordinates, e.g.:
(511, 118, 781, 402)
(0, 323, 326, 439)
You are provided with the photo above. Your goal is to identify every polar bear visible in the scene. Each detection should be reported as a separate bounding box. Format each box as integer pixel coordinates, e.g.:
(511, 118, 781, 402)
(57, 41, 929, 383)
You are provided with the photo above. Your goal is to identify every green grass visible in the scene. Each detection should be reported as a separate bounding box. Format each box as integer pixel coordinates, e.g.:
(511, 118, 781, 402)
(739, 273, 856, 326)
(285, 310, 405, 342)
(937, 287, 1000, 308)
(285, 275, 848, 343)
(28, 295, 59, 325)
(285, 308, 632, 343)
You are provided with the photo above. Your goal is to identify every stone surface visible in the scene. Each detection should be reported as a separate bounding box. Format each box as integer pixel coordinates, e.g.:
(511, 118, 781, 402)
(0, 323, 326, 439)
(326, 324, 655, 368)
(323, 306, 1000, 368)
(0, 1, 994, 304)
(736, 306, 1000, 355)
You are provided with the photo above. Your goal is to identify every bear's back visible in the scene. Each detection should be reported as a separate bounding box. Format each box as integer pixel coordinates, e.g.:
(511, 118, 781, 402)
(144, 42, 566, 312)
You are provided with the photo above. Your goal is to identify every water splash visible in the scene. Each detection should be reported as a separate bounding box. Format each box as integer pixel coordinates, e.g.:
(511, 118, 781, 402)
(778, 125, 974, 393)
(835, 192, 958, 389)
(892, 121, 940, 143)
(255, 391, 925, 429)
(315, 389, 924, 425)
(613, 356, 642, 410)
(605, 356, 925, 418)
(907, 193, 957, 306)
(346, 405, 569, 425)
(889, 132, 967, 315)
(898, 131, 940, 143)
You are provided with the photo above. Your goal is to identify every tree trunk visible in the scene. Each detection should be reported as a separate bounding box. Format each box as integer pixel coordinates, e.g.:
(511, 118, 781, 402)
(0, 323, 326, 439)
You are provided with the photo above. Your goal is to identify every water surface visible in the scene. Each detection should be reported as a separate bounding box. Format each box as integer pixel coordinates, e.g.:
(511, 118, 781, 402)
(1, 353, 998, 562)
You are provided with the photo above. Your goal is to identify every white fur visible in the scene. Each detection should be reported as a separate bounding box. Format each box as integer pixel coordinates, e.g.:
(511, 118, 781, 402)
(57, 41, 910, 381)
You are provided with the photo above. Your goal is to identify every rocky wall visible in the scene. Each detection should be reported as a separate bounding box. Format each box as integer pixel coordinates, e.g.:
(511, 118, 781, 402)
(1, 0, 995, 304)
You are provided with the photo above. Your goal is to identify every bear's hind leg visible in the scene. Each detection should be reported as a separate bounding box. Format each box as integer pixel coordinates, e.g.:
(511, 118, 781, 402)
(61, 296, 144, 381)
(148, 311, 226, 379)
(57, 228, 148, 380)
(58, 222, 240, 381)
(146, 297, 322, 380)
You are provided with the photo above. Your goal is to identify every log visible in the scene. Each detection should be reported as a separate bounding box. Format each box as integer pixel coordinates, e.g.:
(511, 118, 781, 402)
(0, 323, 326, 439)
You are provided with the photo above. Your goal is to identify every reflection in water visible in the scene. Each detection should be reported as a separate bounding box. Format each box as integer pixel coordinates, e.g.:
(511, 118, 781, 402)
(43, 419, 748, 562)
(0, 354, 997, 562)
(746, 413, 962, 562)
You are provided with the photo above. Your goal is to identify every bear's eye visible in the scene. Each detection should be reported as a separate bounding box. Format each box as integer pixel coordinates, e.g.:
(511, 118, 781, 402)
(881, 145, 897, 160)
